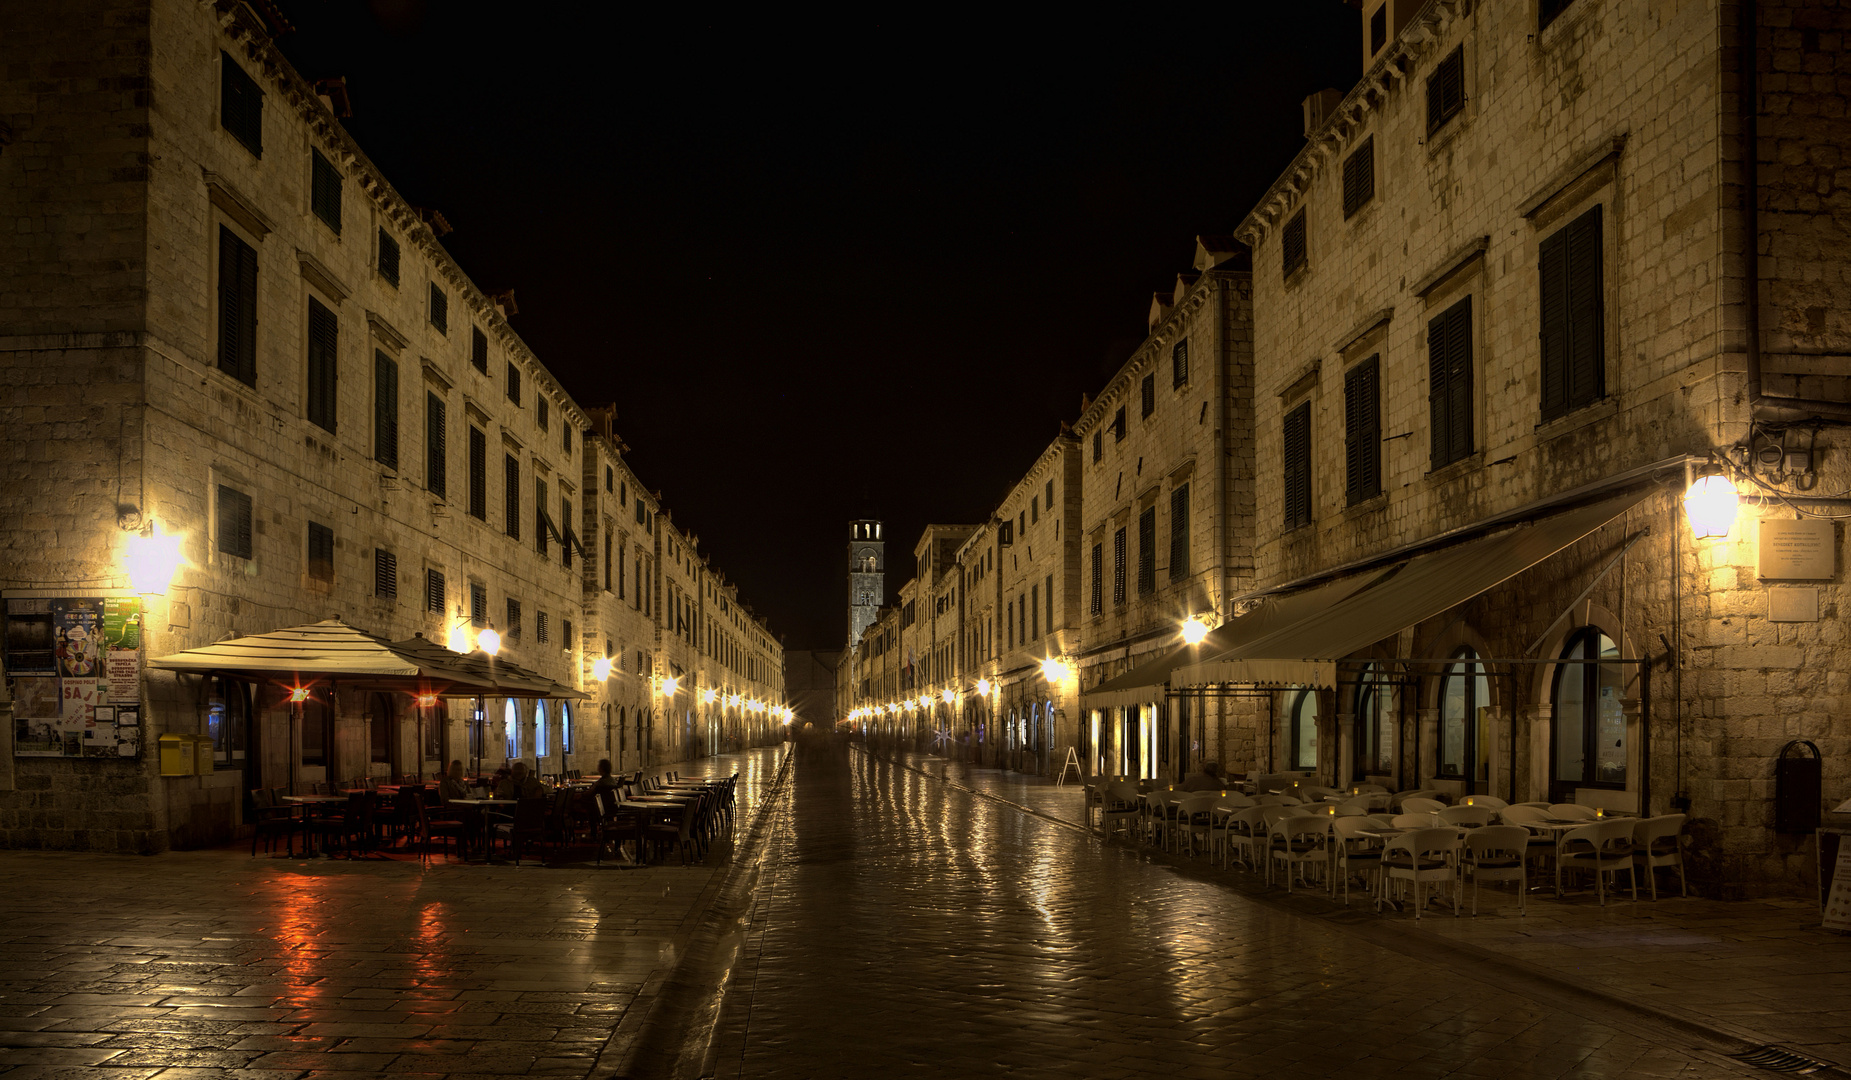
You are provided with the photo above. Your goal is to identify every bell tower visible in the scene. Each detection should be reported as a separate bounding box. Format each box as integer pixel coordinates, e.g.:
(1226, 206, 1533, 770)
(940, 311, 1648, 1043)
(847, 520, 884, 649)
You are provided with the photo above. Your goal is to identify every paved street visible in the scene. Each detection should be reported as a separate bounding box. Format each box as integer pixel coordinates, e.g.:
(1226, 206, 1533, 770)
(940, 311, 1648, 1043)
(4, 740, 1851, 1080)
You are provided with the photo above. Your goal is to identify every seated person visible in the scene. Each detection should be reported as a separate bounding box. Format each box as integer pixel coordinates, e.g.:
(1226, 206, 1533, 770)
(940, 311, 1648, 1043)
(495, 761, 545, 799)
(438, 760, 470, 801)
(590, 759, 622, 796)
(1180, 761, 1225, 792)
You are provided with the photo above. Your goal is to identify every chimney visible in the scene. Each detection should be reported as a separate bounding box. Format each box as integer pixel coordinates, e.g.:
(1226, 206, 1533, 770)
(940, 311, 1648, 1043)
(491, 289, 518, 318)
(1302, 88, 1344, 137)
(312, 77, 352, 118)
(412, 206, 453, 237)
(1148, 293, 1172, 331)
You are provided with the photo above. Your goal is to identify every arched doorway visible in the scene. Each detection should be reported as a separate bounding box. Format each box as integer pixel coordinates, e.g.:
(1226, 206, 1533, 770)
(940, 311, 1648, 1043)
(1438, 648, 1492, 790)
(1287, 689, 1318, 773)
(504, 699, 520, 763)
(367, 692, 396, 779)
(1351, 662, 1394, 783)
(1551, 627, 1624, 800)
(535, 699, 549, 773)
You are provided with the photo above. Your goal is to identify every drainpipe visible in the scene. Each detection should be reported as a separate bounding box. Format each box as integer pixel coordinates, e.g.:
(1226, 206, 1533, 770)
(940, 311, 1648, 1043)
(1739, 0, 1851, 422)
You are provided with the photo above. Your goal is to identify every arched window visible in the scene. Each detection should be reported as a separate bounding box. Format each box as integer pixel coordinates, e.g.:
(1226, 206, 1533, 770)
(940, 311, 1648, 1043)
(560, 702, 573, 754)
(535, 699, 548, 757)
(1351, 662, 1394, 780)
(504, 699, 519, 759)
(1438, 648, 1491, 782)
(1552, 627, 1625, 789)
(369, 692, 393, 765)
(1288, 689, 1318, 772)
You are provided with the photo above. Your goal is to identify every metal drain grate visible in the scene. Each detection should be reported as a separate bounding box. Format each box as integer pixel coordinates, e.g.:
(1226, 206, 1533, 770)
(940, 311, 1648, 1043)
(1731, 1046, 1832, 1074)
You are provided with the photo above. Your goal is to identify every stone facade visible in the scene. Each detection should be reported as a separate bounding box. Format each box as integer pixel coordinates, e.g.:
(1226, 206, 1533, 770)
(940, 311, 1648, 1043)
(0, 0, 782, 853)
(840, 0, 1851, 897)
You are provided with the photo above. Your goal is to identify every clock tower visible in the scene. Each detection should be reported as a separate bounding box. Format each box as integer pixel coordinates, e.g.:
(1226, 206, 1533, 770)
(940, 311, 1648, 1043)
(847, 520, 884, 649)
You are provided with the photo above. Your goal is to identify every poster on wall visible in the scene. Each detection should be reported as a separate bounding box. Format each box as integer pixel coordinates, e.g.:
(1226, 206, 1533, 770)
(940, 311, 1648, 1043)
(6, 595, 143, 760)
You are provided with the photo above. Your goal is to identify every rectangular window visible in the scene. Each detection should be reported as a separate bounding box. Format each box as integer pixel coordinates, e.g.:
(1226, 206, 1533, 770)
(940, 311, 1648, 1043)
(1344, 356, 1382, 504)
(1540, 0, 1575, 30)
(1137, 507, 1157, 596)
(471, 326, 487, 372)
(1090, 543, 1103, 616)
(619, 539, 627, 599)
(1169, 484, 1190, 582)
(467, 426, 486, 519)
(425, 392, 446, 498)
(537, 610, 549, 644)
(1283, 402, 1312, 529)
(507, 597, 522, 640)
(1112, 527, 1127, 606)
(306, 297, 338, 433)
(1030, 499, 1038, 526)
(425, 568, 446, 614)
(1092, 428, 1103, 462)
(536, 395, 549, 432)
(506, 362, 521, 406)
(216, 226, 258, 385)
(562, 422, 571, 455)
(1172, 339, 1189, 388)
(373, 351, 398, 470)
(1113, 405, 1127, 442)
(374, 548, 397, 599)
(504, 455, 521, 539)
(1140, 373, 1155, 418)
(377, 229, 399, 287)
(470, 583, 487, 626)
(536, 478, 550, 557)
(1539, 205, 1605, 422)
(307, 521, 334, 582)
(217, 485, 252, 560)
(603, 528, 613, 590)
(562, 620, 573, 655)
(1045, 573, 1054, 632)
(1030, 584, 1039, 640)
(1045, 478, 1055, 509)
(1371, 3, 1387, 54)
(1282, 209, 1307, 276)
(430, 284, 448, 334)
(1342, 137, 1375, 218)
(310, 149, 342, 234)
(219, 51, 263, 156)
(1427, 46, 1465, 135)
(1428, 296, 1474, 469)
(561, 496, 574, 568)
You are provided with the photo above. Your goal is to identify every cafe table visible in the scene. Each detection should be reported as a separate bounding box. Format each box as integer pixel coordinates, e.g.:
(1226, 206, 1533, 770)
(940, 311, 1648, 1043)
(444, 796, 513, 861)
(278, 794, 352, 855)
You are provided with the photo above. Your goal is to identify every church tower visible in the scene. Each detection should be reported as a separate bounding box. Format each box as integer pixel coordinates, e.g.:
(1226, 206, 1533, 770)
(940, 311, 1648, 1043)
(847, 520, 884, 649)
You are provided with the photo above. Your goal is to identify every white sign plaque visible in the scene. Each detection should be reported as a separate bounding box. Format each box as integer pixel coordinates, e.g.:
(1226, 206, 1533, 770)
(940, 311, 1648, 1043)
(1769, 587, 1821, 622)
(1759, 519, 1835, 580)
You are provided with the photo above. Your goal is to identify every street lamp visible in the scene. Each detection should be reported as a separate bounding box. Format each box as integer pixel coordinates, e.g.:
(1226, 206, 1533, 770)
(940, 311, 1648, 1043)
(122, 522, 184, 594)
(976, 678, 992, 697)
(1181, 616, 1210, 645)
(591, 656, 612, 682)
(661, 675, 679, 697)
(1684, 467, 1739, 540)
(478, 626, 501, 656)
(1040, 657, 1066, 682)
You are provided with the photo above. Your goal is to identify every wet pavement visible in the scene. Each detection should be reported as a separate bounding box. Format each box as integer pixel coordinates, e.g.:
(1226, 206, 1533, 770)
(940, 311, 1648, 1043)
(708, 740, 1844, 1080)
(0, 746, 787, 1080)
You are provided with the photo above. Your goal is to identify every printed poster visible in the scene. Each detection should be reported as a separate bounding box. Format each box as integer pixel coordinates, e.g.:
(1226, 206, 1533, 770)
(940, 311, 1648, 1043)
(103, 597, 141, 651)
(53, 599, 103, 679)
(8, 596, 143, 760)
(11, 676, 62, 757)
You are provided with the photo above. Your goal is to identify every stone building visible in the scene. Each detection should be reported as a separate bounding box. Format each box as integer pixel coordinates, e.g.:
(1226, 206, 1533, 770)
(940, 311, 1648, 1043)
(839, 0, 1851, 895)
(0, 0, 782, 852)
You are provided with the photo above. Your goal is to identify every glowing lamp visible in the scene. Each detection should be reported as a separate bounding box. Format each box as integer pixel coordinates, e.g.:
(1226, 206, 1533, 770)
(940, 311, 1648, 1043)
(478, 627, 501, 656)
(661, 675, 679, 697)
(1040, 657, 1066, 682)
(416, 693, 438, 708)
(287, 686, 311, 704)
(702, 688, 717, 704)
(942, 688, 956, 704)
(447, 626, 469, 652)
(1181, 616, 1210, 646)
(976, 678, 992, 697)
(123, 525, 184, 595)
(592, 656, 612, 682)
(729, 694, 742, 708)
(1683, 472, 1739, 540)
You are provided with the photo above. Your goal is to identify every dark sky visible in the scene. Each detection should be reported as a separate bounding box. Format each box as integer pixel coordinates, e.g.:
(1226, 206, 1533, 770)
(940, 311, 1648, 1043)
(274, 2, 1360, 650)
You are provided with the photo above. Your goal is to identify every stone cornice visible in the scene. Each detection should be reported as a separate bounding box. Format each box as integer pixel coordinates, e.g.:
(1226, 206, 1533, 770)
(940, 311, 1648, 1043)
(1075, 269, 1241, 434)
(1234, 0, 1465, 251)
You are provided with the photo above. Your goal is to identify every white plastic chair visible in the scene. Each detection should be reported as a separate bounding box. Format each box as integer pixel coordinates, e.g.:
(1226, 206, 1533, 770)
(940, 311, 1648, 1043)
(1380, 826, 1461, 919)
(1176, 793, 1219, 857)
(1269, 815, 1330, 893)
(1099, 781, 1141, 837)
(1548, 803, 1598, 820)
(1224, 806, 1268, 871)
(1331, 816, 1384, 906)
(1556, 818, 1637, 904)
(1391, 813, 1437, 830)
(1401, 797, 1447, 815)
(1462, 825, 1529, 915)
(1439, 805, 1492, 828)
(1459, 794, 1508, 810)
(1631, 813, 1689, 899)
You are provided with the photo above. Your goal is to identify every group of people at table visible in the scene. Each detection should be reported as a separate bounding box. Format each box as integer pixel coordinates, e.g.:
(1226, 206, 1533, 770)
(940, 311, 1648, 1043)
(266, 758, 726, 865)
(1092, 762, 1690, 915)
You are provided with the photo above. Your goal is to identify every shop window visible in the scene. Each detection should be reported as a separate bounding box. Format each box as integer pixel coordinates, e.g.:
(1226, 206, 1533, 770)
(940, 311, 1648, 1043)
(1438, 647, 1491, 782)
(207, 677, 250, 766)
(1552, 627, 1625, 790)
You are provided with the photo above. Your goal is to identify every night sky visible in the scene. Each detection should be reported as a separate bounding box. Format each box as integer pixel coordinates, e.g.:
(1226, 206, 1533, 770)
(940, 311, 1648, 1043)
(273, 2, 1360, 650)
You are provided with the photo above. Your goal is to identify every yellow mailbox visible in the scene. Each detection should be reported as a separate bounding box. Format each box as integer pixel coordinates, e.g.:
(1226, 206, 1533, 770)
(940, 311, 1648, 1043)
(191, 734, 214, 775)
(157, 733, 193, 776)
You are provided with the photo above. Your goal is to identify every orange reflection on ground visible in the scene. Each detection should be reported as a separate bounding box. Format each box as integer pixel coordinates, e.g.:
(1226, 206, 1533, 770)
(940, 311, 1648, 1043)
(260, 871, 333, 1010)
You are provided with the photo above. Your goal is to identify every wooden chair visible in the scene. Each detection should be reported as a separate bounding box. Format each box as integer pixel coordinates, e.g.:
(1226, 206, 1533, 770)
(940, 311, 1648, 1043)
(493, 798, 552, 865)
(249, 788, 298, 857)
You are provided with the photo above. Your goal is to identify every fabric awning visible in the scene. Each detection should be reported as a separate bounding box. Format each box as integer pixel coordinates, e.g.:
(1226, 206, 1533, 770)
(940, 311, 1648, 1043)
(150, 618, 479, 690)
(1080, 571, 1392, 709)
(1174, 488, 1652, 686)
(389, 635, 588, 701)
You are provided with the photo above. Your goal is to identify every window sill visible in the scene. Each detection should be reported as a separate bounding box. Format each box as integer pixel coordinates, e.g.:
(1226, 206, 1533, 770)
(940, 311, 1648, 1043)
(1341, 492, 1389, 522)
(1533, 395, 1617, 442)
(1281, 262, 1311, 291)
(1425, 451, 1483, 486)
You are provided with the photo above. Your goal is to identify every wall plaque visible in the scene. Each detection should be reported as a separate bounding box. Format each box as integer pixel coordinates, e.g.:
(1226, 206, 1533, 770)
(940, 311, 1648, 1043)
(1769, 587, 1821, 623)
(1759, 518, 1836, 580)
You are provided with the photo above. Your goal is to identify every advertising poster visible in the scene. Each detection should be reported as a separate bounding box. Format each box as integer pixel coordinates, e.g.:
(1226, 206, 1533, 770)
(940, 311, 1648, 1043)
(7, 596, 143, 760)
(12, 676, 62, 756)
(103, 597, 141, 651)
(53, 599, 103, 679)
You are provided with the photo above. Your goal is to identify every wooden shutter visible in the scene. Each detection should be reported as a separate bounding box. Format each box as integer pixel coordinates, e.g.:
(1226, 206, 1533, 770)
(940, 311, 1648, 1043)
(1045, 573, 1054, 631)
(1564, 206, 1605, 413)
(1539, 223, 1570, 421)
(1141, 373, 1155, 417)
(1428, 300, 1473, 467)
(430, 285, 447, 333)
(310, 150, 341, 234)
(374, 548, 397, 599)
(1030, 584, 1039, 639)
(1343, 138, 1375, 218)
(425, 392, 446, 498)
(373, 351, 398, 470)
(1112, 527, 1127, 605)
(507, 362, 521, 406)
(1344, 357, 1381, 504)
(219, 52, 263, 156)
(1427, 47, 1465, 134)
(306, 298, 338, 433)
(307, 522, 334, 581)
(1090, 543, 1102, 615)
(535, 478, 549, 555)
(1282, 210, 1307, 275)
(217, 485, 252, 559)
(471, 327, 487, 372)
(467, 427, 486, 518)
(425, 568, 445, 614)
(1283, 402, 1311, 528)
(1172, 339, 1189, 388)
(377, 229, 399, 287)
(1169, 483, 1190, 580)
(217, 226, 257, 385)
(1137, 507, 1156, 595)
(505, 455, 520, 539)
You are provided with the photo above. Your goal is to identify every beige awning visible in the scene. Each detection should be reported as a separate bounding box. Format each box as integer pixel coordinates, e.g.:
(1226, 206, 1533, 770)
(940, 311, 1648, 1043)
(1081, 572, 1392, 709)
(1174, 489, 1652, 686)
(150, 618, 478, 690)
(389, 635, 587, 700)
